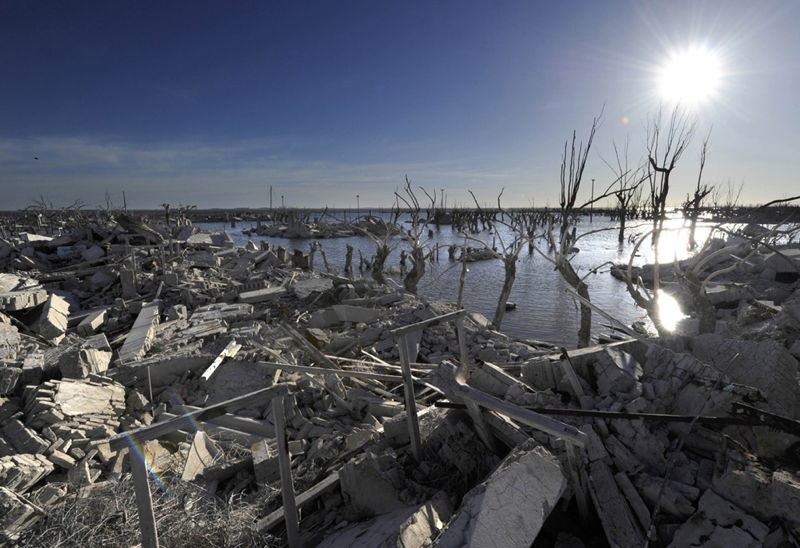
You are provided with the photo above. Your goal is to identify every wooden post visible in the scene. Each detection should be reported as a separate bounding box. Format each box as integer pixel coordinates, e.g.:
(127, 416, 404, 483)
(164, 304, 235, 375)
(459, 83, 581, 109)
(455, 316, 469, 367)
(130, 449, 159, 548)
(397, 335, 422, 461)
(272, 395, 300, 548)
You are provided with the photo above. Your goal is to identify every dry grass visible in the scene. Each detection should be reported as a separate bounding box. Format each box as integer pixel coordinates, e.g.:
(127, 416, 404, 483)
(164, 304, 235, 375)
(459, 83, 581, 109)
(20, 474, 278, 548)
(20, 437, 281, 548)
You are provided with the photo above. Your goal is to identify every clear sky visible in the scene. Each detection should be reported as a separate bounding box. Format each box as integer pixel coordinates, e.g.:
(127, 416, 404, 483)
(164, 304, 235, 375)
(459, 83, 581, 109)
(1, 1, 798, 209)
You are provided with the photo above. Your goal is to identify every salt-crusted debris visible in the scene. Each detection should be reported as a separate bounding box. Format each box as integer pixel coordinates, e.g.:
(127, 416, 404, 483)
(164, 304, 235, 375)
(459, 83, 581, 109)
(0, 212, 797, 547)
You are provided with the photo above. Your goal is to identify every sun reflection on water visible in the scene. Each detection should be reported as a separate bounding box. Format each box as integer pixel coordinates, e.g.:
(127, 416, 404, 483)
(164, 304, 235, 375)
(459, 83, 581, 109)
(657, 289, 688, 332)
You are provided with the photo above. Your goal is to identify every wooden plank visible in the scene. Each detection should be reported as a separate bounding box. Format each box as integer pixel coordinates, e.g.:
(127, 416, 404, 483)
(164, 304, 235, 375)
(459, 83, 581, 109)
(130, 448, 159, 548)
(172, 404, 274, 437)
(108, 384, 288, 451)
(435, 361, 587, 447)
(254, 361, 404, 383)
(389, 309, 466, 336)
(200, 339, 242, 381)
(255, 471, 340, 532)
(273, 395, 300, 548)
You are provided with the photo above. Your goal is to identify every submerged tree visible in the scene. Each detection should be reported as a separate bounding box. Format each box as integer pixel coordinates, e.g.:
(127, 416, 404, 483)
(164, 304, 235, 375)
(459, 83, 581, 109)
(602, 137, 645, 243)
(553, 115, 600, 347)
(626, 107, 695, 334)
(683, 130, 713, 249)
(395, 177, 436, 294)
(463, 189, 529, 330)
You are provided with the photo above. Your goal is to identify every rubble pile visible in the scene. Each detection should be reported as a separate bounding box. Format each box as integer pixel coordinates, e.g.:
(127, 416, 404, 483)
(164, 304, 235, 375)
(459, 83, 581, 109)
(0, 212, 797, 547)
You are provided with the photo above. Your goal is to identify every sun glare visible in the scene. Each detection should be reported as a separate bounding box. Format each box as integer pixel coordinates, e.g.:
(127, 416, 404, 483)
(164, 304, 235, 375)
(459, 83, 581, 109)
(657, 45, 722, 105)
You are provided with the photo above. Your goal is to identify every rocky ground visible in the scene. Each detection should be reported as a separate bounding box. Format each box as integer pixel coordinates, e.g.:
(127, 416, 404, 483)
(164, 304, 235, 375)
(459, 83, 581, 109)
(0, 211, 798, 547)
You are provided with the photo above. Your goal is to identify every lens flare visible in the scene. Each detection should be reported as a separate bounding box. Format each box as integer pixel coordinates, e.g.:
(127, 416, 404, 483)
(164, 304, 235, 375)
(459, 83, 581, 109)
(657, 45, 722, 105)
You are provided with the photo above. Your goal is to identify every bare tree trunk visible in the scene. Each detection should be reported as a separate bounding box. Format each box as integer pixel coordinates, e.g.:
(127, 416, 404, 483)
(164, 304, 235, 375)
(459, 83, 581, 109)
(688, 213, 699, 249)
(457, 238, 468, 308)
(618, 207, 626, 243)
(371, 245, 389, 284)
(558, 260, 592, 347)
(403, 246, 426, 294)
(492, 255, 516, 330)
(344, 244, 353, 275)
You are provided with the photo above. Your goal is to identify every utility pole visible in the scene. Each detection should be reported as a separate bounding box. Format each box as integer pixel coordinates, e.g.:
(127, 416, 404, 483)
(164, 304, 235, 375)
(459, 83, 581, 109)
(269, 185, 273, 210)
(590, 178, 595, 222)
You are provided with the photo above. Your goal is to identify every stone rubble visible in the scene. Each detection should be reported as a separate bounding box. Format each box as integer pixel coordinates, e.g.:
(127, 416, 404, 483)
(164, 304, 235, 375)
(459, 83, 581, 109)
(0, 211, 797, 547)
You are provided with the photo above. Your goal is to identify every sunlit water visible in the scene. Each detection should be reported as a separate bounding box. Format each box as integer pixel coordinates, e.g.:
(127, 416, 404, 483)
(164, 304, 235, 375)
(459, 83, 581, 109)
(197, 214, 712, 346)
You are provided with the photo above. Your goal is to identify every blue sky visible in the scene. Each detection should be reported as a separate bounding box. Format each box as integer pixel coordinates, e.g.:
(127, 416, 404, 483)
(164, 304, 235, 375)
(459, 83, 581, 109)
(1, 1, 798, 208)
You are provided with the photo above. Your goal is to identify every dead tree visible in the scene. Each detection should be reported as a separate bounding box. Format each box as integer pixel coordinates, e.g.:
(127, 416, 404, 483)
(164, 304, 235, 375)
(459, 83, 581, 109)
(602, 137, 645, 243)
(352, 209, 398, 285)
(638, 107, 695, 332)
(553, 117, 600, 347)
(395, 177, 435, 294)
(464, 189, 529, 330)
(683, 131, 713, 249)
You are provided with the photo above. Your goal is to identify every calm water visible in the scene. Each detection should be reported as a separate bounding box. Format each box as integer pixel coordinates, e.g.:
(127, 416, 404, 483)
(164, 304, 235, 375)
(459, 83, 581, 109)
(197, 214, 709, 346)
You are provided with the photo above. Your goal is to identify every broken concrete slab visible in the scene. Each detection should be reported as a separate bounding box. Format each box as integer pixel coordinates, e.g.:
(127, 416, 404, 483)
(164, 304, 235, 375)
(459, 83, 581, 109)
(0, 289, 47, 312)
(76, 308, 107, 336)
(437, 440, 566, 548)
(668, 489, 768, 547)
(292, 277, 334, 300)
(181, 431, 220, 482)
(238, 286, 287, 304)
(117, 300, 161, 364)
(0, 454, 54, 493)
(0, 486, 39, 543)
(319, 492, 452, 548)
(33, 293, 70, 345)
(593, 348, 642, 396)
(332, 304, 382, 324)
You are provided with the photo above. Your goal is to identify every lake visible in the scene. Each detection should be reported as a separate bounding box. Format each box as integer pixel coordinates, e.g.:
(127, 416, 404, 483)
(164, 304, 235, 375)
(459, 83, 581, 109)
(197, 213, 709, 346)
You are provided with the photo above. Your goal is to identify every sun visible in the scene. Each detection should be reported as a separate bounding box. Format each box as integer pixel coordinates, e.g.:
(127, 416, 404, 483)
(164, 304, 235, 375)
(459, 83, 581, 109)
(657, 45, 722, 105)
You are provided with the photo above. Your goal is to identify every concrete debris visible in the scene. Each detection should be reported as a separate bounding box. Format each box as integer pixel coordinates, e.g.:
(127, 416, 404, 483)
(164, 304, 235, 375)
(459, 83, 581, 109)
(319, 492, 452, 548)
(0, 213, 796, 547)
(33, 294, 70, 345)
(0, 486, 39, 543)
(669, 489, 769, 547)
(117, 300, 160, 363)
(437, 440, 566, 548)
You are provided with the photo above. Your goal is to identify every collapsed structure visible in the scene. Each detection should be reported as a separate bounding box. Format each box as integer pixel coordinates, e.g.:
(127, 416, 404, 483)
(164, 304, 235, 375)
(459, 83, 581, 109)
(0, 211, 798, 547)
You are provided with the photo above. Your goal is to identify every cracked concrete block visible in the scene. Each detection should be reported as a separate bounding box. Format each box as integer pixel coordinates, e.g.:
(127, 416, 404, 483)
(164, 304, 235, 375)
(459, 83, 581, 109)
(238, 286, 286, 304)
(34, 293, 70, 345)
(668, 489, 768, 547)
(319, 492, 452, 548)
(0, 486, 39, 543)
(437, 440, 566, 548)
(0, 289, 47, 312)
(593, 348, 642, 396)
(76, 308, 107, 336)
